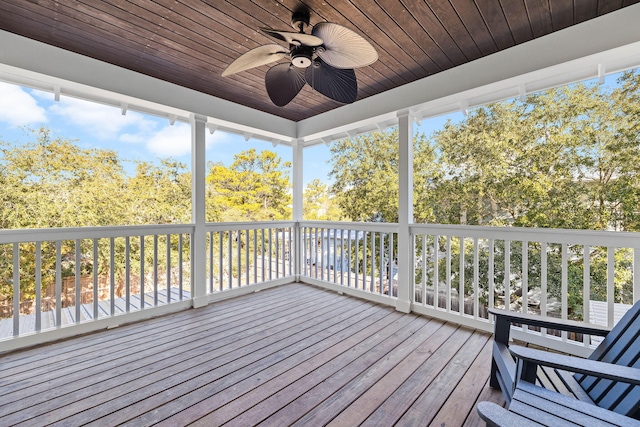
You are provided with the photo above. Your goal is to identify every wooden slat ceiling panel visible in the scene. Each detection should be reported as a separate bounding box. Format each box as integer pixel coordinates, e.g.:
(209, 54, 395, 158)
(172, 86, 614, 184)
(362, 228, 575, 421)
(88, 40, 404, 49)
(0, 0, 638, 121)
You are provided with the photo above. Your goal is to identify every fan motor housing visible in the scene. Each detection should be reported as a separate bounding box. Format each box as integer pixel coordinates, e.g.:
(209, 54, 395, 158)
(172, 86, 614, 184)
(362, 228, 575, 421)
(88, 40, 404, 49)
(291, 45, 314, 68)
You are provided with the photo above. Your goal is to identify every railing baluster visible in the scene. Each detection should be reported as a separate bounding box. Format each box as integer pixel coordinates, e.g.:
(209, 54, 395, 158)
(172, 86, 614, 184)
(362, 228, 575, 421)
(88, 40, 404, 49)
(93, 238, 99, 318)
(607, 247, 615, 327)
(541, 242, 548, 337)
(332, 229, 337, 283)
(261, 229, 265, 282)
(55, 240, 62, 327)
(379, 232, 384, 295)
(275, 228, 279, 279)
(209, 231, 214, 293)
(75, 239, 81, 322)
(314, 228, 318, 279)
(504, 240, 511, 312)
(363, 232, 367, 291)
(389, 232, 394, 297)
(267, 228, 272, 281)
(179, 234, 184, 299)
(459, 236, 465, 315)
(473, 237, 479, 318)
(125, 236, 130, 312)
(219, 231, 224, 290)
(110, 237, 115, 315)
(523, 241, 529, 311)
(12, 243, 20, 336)
(166, 234, 171, 303)
(303, 227, 308, 277)
(420, 234, 426, 306)
(370, 232, 375, 293)
(228, 230, 233, 288)
(522, 240, 528, 331)
(35, 241, 42, 332)
(561, 243, 568, 341)
(320, 228, 325, 281)
(489, 239, 495, 311)
(446, 236, 451, 312)
(289, 227, 293, 276)
(434, 235, 439, 309)
(237, 230, 242, 287)
(153, 235, 158, 306)
(340, 229, 345, 285)
(253, 229, 258, 283)
(583, 244, 591, 346)
(140, 235, 145, 309)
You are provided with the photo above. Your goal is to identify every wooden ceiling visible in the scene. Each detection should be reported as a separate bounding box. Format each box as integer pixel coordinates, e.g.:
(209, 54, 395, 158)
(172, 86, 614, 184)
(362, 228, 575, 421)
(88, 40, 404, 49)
(1, 1, 638, 122)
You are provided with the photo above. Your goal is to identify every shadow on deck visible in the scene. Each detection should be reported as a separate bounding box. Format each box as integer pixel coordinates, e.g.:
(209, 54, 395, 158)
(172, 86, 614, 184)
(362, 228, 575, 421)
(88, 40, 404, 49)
(0, 283, 503, 426)
(0, 288, 191, 339)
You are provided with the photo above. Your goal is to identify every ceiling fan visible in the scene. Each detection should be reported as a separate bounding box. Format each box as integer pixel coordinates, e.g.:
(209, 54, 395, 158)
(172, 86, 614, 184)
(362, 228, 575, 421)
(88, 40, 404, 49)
(222, 5, 378, 107)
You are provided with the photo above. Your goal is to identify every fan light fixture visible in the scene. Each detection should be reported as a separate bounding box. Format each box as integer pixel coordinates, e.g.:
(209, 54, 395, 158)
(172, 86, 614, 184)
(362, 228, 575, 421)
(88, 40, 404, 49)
(222, 5, 378, 107)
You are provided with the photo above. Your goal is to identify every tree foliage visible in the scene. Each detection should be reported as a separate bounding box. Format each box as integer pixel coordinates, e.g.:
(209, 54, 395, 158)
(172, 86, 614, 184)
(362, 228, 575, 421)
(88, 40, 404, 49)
(206, 148, 291, 221)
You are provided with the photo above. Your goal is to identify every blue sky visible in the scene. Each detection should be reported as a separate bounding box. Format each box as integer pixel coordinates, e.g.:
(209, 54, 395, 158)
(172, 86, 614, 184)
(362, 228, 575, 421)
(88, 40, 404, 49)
(0, 80, 461, 186)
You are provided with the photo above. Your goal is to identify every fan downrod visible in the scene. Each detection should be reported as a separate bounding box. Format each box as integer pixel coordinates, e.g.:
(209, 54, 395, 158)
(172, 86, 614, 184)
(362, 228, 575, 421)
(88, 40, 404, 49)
(291, 5, 310, 32)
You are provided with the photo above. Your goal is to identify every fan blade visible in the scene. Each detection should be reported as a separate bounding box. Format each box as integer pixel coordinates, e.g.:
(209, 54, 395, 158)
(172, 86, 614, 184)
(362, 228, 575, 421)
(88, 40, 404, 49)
(222, 44, 288, 77)
(265, 63, 307, 107)
(305, 59, 357, 104)
(261, 28, 323, 47)
(312, 22, 378, 69)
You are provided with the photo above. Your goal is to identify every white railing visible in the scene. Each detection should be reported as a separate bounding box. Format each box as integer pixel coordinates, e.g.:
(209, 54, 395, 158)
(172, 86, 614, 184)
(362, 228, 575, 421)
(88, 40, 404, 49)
(300, 221, 399, 304)
(3, 220, 639, 356)
(205, 221, 296, 293)
(0, 225, 194, 342)
(411, 224, 640, 356)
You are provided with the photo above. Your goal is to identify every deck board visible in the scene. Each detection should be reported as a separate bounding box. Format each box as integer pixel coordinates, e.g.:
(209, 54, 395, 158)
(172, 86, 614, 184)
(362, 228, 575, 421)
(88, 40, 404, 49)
(0, 283, 502, 426)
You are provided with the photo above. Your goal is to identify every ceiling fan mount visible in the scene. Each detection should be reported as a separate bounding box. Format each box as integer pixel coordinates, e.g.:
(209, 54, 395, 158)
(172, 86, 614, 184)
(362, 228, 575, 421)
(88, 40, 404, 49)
(222, 4, 378, 107)
(290, 5, 311, 32)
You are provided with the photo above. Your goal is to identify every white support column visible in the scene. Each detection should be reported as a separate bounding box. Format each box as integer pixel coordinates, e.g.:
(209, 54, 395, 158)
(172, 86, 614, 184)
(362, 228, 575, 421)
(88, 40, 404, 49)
(396, 110, 414, 313)
(292, 139, 303, 281)
(191, 114, 208, 308)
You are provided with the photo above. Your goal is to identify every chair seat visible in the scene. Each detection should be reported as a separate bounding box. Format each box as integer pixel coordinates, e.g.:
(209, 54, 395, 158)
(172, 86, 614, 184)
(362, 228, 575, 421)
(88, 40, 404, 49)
(478, 381, 640, 427)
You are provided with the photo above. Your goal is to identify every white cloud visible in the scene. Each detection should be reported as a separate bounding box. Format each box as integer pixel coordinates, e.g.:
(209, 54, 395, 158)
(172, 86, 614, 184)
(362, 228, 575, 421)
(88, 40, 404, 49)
(0, 82, 47, 127)
(49, 97, 156, 140)
(145, 122, 191, 157)
(206, 129, 233, 149)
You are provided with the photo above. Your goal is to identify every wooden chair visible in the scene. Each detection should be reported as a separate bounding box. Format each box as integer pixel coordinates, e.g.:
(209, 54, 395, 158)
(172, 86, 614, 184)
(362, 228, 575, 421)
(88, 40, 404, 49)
(478, 380, 640, 427)
(489, 300, 640, 418)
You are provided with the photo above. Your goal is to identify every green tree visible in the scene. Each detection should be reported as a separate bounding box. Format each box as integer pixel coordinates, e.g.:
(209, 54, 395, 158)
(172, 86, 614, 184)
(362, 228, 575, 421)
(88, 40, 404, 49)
(0, 127, 128, 229)
(126, 159, 191, 224)
(328, 129, 439, 223)
(206, 149, 292, 221)
(303, 179, 341, 220)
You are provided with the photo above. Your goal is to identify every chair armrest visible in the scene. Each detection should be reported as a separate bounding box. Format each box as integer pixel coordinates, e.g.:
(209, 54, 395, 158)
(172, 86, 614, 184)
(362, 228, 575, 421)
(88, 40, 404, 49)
(489, 308, 610, 336)
(476, 401, 540, 427)
(510, 345, 640, 386)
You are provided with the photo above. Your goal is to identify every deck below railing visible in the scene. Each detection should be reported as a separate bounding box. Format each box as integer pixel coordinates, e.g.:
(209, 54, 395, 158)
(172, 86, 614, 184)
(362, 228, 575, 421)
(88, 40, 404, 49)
(0, 283, 502, 426)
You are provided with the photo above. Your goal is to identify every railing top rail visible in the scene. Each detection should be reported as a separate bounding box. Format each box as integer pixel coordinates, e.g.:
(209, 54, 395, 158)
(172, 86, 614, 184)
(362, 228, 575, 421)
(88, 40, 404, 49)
(410, 223, 640, 247)
(206, 220, 296, 232)
(300, 221, 399, 233)
(0, 224, 195, 244)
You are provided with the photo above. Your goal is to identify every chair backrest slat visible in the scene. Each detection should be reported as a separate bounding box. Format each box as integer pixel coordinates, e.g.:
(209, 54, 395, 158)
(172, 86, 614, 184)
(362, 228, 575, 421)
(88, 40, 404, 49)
(574, 301, 640, 416)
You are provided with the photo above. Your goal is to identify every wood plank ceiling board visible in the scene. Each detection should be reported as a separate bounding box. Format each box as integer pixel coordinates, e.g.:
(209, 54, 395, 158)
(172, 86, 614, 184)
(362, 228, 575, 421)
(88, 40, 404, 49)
(0, 0, 638, 122)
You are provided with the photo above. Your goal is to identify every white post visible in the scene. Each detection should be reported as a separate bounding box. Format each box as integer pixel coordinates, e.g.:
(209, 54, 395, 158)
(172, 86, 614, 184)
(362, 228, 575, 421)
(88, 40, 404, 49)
(191, 114, 208, 308)
(292, 139, 303, 281)
(396, 110, 414, 313)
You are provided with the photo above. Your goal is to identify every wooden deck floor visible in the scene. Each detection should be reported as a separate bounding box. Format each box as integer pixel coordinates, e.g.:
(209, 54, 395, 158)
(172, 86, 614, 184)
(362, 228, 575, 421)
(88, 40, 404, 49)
(0, 283, 503, 426)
